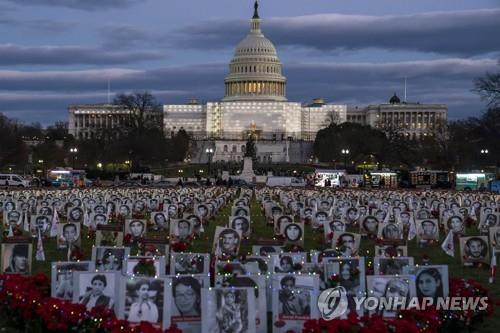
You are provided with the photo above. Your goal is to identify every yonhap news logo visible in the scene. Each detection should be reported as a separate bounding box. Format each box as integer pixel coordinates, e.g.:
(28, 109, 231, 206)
(317, 286, 349, 320)
(317, 287, 489, 321)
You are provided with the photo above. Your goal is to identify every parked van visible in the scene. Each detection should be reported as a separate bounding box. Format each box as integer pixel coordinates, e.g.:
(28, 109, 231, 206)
(266, 176, 306, 187)
(0, 174, 30, 187)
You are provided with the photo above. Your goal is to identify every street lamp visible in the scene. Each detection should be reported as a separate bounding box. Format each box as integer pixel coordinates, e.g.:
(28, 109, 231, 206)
(341, 149, 350, 169)
(97, 162, 103, 169)
(206, 148, 214, 177)
(69, 147, 78, 169)
(480, 148, 489, 170)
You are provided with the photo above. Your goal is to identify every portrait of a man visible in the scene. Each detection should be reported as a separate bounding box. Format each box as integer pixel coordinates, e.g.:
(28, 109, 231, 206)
(230, 216, 250, 238)
(75, 272, 116, 312)
(461, 236, 489, 264)
(57, 223, 81, 249)
(214, 227, 241, 257)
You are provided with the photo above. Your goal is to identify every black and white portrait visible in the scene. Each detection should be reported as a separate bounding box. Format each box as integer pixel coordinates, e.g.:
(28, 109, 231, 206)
(170, 253, 209, 275)
(171, 275, 203, 318)
(91, 213, 108, 227)
(1, 243, 32, 274)
(252, 245, 282, 257)
(374, 257, 414, 275)
(67, 207, 84, 223)
(119, 277, 169, 329)
(489, 226, 500, 251)
(74, 272, 117, 312)
(95, 225, 123, 247)
(274, 215, 293, 235)
(57, 223, 81, 249)
(272, 274, 319, 333)
(447, 215, 465, 234)
(31, 214, 51, 237)
(374, 245, 408, 257)
(230, 216, 251, 238)
(125, 256, 165, 278)
(51, 261, 93, 300)
(281, 222, 304, 245)
(93, 247, 129, 272)
(332, 232, 361, 257)
(232, 206, 250, 217)
(151, 212, 169, 231)
(460, 236, 490, 265)
(272, 253, 306, 273)
(170, 219, 193, 242)
(416, 219, 439, 241)
(202, 287, 256, 333)
(213, 227, 241, 257)
(367, 275, 416, 317)
(411, 265, 449, 303)
(378, 223, 403, 241)
(125, 219, 146, 239)
(360, 215, 379, 236)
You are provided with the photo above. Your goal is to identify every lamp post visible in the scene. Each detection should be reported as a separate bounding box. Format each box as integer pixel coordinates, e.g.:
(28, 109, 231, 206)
(341, 149, 350, 170)
(480, 149, 489, 170)
(69, 148, 78, 169)
(206, 148, 214, 178)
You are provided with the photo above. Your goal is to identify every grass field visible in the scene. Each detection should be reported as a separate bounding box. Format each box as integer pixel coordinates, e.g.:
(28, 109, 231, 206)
(1, 191, 499, 332)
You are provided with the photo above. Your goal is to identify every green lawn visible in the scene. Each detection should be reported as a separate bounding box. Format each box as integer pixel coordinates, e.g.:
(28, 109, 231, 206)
(1, 193, 499, 332)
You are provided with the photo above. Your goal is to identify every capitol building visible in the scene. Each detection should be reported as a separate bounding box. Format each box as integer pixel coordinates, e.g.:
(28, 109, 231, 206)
(68, 1, 447, 163)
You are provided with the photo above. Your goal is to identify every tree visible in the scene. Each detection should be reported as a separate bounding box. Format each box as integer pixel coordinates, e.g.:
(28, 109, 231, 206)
(322, 110, 341, 127)
(113, 91, 162, 135)
(313, 122, 388, 167)
(474, 60, 500, 107)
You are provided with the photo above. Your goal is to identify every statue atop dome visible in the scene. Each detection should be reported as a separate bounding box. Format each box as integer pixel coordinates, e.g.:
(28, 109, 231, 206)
(253, 1, 259, 19)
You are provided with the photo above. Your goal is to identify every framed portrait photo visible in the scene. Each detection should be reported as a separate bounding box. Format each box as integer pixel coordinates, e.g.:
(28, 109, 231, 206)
(1, 242, 32, 275)
(170, 275, 209, 333)
(404, 265, 449, 303)
(73, 271, 118, 313)
(125, 219, 147, 239)
(151, 212, 169, 231)
(57, 222, 81, 249)
(229, 216, 251, 238)
(96, 224, 123, 247)
(118, 276, 171, 330)
(201, 287, 257, 333)
(124, 256, 166, 278)
(374, 245, 408, 258)
(331, 232, 361, 257)
(252, 245, 283, 257)
(280, 222, 304, 246)
(51, 261, 93, 300)
(416, 219, 439, 241)
(170, 253, 210, 275)
(92, 246, 130, 272)
(213, 226, 242, 258)
(374, 256, 414, 275)
(272, 274, 319, 332)
(460, 236, 490, 265)
(366, 275, 416, 318)
(170, 219, 194, 243)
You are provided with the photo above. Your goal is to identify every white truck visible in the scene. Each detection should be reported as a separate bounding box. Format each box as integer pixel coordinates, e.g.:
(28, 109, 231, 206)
(0, 174, 30, 187)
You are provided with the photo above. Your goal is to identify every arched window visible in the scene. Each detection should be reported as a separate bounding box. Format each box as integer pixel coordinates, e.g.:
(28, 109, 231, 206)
(223, 145, 228, 152)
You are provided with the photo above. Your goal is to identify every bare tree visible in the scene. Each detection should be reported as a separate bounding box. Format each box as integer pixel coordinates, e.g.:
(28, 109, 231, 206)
(113, 91, 162, 135)
(323, 110, 341, 127)
(473, 61, 500, 107)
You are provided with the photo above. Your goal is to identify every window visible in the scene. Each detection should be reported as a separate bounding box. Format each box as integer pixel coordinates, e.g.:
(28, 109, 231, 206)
(241, 145, 246, 152)
(223, 145, 228, 152)
(232, 145, 237, 153)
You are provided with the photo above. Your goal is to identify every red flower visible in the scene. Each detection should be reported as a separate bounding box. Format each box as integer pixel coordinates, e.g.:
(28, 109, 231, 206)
(165, 323, 183, 333)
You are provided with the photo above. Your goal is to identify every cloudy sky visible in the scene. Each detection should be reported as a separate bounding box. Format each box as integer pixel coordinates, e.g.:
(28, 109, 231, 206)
(1, 0, 499, 125)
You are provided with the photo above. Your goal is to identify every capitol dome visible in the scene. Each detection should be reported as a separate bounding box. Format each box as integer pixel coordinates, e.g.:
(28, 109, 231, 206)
(223, 1, 287, 102)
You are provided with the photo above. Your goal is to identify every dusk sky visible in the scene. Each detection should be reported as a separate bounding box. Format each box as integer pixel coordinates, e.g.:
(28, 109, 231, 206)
(1, 0, 499, 125)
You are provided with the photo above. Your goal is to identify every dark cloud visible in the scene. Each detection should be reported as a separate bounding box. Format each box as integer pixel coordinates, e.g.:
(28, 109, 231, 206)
(4, 0, 144, 11)
(175, 9, 500, 56)
(0, 44, 163, 65)
(99, 25, 153, 50)
(0, 58, 496, 124)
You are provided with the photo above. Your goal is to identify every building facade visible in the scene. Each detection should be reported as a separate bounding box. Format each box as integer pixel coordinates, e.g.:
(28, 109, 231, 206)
(68, 1, 447, 162)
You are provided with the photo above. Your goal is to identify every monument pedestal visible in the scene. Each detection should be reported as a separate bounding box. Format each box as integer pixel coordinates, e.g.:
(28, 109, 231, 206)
(239, 157, 256, 182)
